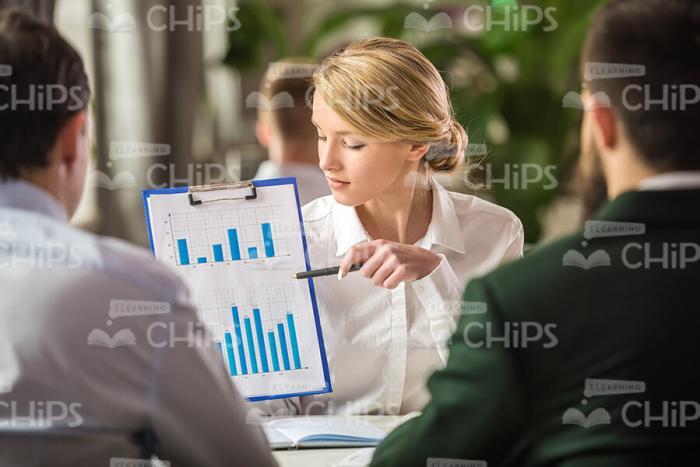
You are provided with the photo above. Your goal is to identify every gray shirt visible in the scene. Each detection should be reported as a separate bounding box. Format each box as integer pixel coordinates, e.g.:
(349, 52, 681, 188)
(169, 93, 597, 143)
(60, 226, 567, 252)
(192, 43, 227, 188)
(0, 180, 276, 467)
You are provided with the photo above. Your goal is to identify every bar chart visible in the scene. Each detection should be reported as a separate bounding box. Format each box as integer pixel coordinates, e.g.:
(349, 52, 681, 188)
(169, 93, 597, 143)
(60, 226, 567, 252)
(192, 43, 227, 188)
(199, 284, 306, 379)
(214, 307, 303, 376)
(169, 206, 289, 266)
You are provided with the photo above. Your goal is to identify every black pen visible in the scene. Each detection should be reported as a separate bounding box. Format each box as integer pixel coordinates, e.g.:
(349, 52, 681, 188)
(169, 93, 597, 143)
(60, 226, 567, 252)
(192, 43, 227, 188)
(291, 263, 362, 280)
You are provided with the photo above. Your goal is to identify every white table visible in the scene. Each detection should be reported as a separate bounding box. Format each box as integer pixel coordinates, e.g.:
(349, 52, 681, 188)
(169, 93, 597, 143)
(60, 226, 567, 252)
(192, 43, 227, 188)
(272, 415, 404, 467)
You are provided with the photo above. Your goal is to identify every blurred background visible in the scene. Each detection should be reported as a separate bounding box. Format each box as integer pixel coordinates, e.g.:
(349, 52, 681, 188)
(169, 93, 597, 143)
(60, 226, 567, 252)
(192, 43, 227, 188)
(3, 0, 606, 247)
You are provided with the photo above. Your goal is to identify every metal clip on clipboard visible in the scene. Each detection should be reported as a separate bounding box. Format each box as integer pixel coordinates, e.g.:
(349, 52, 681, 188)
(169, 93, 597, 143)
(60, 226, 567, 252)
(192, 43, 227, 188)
(188, 181, 257, 206)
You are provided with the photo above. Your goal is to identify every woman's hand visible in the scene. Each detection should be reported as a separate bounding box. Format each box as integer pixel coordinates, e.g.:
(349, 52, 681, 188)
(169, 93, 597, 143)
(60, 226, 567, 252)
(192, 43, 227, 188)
(338, 239, 442, 289)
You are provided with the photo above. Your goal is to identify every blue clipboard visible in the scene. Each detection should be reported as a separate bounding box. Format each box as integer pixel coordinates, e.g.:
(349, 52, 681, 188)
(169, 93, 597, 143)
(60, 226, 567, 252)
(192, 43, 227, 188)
(142, 177, 332, 401)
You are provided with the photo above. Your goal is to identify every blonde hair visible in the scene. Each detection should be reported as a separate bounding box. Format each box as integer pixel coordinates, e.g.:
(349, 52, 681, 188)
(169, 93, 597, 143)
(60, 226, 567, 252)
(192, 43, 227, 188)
(312, 37, 468, 173)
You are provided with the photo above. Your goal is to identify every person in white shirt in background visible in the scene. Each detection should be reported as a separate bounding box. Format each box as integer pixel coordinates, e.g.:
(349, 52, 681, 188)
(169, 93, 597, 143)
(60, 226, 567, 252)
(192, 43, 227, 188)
(256, 37, 524, 417)
(254, 59, 330, 205)
(0, 10, 275, 467)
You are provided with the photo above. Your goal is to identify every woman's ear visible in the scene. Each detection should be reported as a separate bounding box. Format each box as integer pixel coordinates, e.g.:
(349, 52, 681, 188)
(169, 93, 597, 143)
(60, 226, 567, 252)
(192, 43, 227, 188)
(406, 142, 429, 162)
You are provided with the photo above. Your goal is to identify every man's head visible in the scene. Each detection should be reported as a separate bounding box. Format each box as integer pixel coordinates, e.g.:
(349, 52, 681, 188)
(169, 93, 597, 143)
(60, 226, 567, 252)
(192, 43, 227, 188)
(254, 59, 319, 166)
(0, 9, 91, 218)
(579, 0, 700, 205)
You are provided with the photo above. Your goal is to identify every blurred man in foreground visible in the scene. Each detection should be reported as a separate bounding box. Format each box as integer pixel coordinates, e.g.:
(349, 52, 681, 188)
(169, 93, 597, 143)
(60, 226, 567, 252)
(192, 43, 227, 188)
(371, 0, 700, 465)
(0, 9, 275, 466)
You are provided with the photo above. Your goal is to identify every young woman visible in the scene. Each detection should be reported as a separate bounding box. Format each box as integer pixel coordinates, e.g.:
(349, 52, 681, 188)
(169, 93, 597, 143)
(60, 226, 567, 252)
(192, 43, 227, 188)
(264, 37, 523, 416)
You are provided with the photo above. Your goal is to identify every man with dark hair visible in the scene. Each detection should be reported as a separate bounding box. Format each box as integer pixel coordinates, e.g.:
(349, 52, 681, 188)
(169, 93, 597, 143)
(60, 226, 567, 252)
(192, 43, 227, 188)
(371, 0, 700, 465)
(0, 10, 276, 466)
(0, 7, 91, 206)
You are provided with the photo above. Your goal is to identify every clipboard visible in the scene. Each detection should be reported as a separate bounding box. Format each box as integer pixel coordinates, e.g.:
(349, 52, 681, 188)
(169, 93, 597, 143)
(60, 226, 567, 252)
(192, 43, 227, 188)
(142, 178, 332, 402)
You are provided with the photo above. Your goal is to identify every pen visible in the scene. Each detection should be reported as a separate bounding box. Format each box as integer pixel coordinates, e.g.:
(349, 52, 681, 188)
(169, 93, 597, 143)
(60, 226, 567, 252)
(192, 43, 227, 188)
(291, 263, 362, 280)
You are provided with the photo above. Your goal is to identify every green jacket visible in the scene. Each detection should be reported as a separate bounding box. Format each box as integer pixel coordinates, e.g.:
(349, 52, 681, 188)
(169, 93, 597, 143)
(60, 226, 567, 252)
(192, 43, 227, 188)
(371, 189, 700, 467)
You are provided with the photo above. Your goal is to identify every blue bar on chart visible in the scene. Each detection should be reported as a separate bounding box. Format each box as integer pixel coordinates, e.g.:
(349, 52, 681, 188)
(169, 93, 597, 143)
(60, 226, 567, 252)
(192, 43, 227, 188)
(177, 239, 190, 265)
(232, 307, 247, 375)
(277, 322, 291, 371)
(286, 313, 302, 369)
(216, 341, 224, 361)
(267, 331, 280, 371)
(248, 247, 258, 259)
(253, 309, 269, 373)
(228, 228, 241, 261)
(213, 244, 224, 262)
(224, 332, 238, 376)
(197, 257, 207, 264)
(244, 317, 259, 373)
(261, 223, 275, 257)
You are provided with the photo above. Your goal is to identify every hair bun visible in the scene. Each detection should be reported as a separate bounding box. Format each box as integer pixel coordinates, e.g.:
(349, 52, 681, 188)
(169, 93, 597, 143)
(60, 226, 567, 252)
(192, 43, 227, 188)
(424, 120, 468, 173)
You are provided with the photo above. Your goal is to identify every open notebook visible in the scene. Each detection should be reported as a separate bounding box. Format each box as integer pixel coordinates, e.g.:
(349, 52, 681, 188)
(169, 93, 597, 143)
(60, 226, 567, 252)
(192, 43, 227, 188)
(262, 417, 387, 449)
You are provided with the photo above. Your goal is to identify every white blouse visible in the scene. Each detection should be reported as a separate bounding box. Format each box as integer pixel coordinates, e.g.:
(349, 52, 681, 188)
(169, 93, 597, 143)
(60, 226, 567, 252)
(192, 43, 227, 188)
(257, 178, 524, 416)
